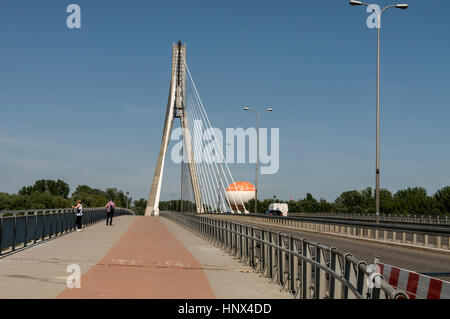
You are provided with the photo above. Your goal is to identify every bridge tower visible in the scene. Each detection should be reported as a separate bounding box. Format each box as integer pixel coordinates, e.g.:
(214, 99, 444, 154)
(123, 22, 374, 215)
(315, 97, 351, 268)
(145, 42, 203, 216)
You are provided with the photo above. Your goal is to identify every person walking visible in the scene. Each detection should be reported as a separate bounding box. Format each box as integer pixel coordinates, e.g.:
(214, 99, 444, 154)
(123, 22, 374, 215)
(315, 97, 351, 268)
(105, 199, 115, 226)
(72, 200, 83, 231)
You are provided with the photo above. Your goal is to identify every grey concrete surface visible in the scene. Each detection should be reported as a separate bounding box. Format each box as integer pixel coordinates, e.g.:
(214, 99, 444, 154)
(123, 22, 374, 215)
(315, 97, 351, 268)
(0, 216, 136, 298)
(160, 217, 291, 299)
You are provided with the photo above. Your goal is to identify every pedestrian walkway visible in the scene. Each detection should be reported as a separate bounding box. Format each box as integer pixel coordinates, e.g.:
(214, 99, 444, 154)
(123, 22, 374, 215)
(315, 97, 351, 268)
(0, 215, 289, 299)
(0, 215, 136, 299)
(58, 216, 215, 298)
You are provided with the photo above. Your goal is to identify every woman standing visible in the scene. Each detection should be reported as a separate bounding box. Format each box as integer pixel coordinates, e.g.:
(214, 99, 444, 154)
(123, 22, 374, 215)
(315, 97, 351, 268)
(72, 200, 83, 231)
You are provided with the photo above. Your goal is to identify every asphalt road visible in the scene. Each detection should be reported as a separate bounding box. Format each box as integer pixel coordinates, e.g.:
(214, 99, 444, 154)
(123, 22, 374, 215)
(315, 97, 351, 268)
(218, 219, 450, 281)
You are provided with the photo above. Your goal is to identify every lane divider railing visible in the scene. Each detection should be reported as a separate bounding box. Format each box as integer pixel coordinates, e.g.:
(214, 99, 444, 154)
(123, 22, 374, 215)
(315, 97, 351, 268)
(205, 214, 450, 252)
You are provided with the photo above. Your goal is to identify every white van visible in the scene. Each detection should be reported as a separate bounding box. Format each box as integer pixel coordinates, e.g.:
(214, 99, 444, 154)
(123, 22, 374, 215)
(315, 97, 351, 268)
(269, 203, 288, 216)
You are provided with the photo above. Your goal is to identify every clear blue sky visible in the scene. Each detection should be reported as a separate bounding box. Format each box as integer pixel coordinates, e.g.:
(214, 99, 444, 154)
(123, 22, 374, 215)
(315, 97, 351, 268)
(0, 0, 449, 202)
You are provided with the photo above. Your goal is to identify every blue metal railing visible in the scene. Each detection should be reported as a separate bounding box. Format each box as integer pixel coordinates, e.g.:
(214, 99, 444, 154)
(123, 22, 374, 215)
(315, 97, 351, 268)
(0, 207, 135, 256)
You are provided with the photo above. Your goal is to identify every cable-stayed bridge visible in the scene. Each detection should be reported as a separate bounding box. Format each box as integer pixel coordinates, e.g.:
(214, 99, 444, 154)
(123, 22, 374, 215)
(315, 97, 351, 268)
(145, 41, 249, 216)
(0, 42, 449, 300)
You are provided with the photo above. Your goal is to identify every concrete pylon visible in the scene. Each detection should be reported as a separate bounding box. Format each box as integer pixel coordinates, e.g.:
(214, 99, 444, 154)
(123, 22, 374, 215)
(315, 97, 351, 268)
(145, 42, 203, 216)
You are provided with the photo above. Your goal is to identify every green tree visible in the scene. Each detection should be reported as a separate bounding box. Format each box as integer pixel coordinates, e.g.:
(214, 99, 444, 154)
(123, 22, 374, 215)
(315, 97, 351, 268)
(299, 193, 320, 212)
(72, 185, 104, 197)
(393, 187, 439, 215)
(335, 190, 365, 214)
(134, 198, 147, 215)
(434, 187, 450, 214)
(379, 188, 394, 214)
(19, 179, 70, 198)
(318, 198, 334, 212)
(0, 192, 13, 210)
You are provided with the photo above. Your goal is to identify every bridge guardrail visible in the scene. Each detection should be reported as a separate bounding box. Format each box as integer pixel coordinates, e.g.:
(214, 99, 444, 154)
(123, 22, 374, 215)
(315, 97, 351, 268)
(161, 211, 408, 299)
(0, 207, 135, 256)
(289, 212, 450, 225)
(207, 214, 450, 252)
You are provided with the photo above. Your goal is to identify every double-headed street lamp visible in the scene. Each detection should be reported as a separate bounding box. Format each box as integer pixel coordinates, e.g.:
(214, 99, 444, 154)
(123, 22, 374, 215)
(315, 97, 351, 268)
(243, 106, 273, 214)
(350, 1, 408, 224)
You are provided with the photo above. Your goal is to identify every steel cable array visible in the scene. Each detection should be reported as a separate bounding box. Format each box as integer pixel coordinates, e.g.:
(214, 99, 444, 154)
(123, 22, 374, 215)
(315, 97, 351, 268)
(182, 62, 248, 214)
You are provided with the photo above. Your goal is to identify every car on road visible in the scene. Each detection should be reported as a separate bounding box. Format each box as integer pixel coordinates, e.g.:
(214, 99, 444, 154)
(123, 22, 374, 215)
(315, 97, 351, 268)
(265, 209, 283, 216)
(269, 203, 288, 216)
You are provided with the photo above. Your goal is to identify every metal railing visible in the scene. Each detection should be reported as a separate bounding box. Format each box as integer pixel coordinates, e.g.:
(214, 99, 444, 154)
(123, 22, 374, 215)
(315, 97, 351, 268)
(0, 207, 135, 256)
(207, 214, 450, 251)
(289, 212, 450, 225)
(161, 211, 407, 299)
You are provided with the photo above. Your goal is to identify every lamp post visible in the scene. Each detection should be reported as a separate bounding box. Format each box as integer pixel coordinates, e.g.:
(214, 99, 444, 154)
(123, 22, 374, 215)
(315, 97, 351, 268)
(349, 1, 408, 224)
(170, 193, 175, 211)
(218, 142, 232, 213)
(243, 106, 273, 214)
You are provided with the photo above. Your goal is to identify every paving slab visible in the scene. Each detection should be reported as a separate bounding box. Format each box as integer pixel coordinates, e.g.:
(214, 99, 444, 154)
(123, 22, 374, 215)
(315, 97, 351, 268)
(57, 216, 215, 299)
(160, 217, 290, 299)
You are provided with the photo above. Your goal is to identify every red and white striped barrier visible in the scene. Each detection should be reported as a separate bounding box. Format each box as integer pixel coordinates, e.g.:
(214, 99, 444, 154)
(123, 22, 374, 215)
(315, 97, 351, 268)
(377, 263, 450, 299)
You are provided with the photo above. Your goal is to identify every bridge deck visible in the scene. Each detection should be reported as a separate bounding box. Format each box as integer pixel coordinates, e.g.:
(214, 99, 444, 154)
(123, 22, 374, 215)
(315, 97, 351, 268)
(0, 215, 288, 299)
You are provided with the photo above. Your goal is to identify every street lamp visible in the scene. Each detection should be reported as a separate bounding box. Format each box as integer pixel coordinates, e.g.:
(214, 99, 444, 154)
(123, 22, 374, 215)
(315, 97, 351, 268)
(170, 193, 175, 211)
(350, 1, 408, 224)
(243, 106, 273, 214)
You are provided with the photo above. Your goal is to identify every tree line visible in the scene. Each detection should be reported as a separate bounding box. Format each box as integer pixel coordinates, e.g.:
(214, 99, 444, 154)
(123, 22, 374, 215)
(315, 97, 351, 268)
(2, 180, 449, 216)
(252, 186, 450, 216)
(158, 186, 450, 216)
(0, 179, 136, 212)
